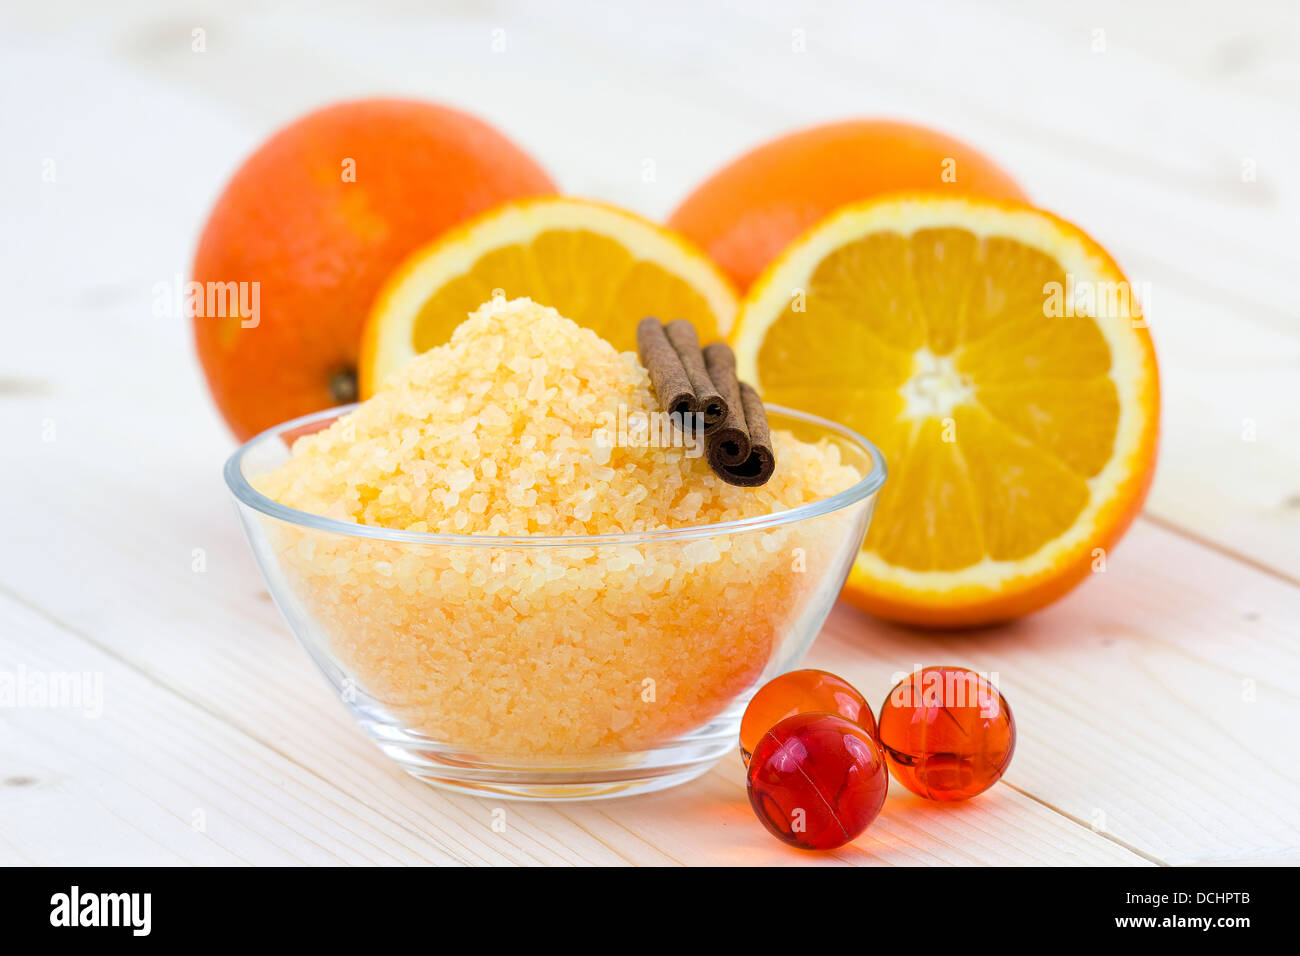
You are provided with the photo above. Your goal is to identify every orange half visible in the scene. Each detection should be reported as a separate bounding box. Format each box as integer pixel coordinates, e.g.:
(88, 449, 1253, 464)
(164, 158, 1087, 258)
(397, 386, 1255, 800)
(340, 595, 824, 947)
(360, 197, 737, 395)
(731, 195, 1159, 627)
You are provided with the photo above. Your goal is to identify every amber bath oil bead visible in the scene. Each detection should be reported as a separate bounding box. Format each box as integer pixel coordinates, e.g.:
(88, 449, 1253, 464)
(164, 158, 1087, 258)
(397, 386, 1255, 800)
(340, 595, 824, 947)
(739, 669, 876, 765)
(878, 665, 1015, 800)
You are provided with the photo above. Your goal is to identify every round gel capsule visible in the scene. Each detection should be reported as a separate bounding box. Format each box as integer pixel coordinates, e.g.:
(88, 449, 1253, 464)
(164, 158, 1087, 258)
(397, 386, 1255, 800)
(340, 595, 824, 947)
(740, 669, 876, 765)
(746, 712, 889, 851)
(878, 666, 1015, 800)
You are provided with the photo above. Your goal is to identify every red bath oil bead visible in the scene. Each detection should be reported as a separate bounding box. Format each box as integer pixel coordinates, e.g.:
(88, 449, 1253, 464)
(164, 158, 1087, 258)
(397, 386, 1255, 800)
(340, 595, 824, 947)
(878, 666, 1015, 801)
(746, 712, 889, 851)
(739, 669, 876, 765)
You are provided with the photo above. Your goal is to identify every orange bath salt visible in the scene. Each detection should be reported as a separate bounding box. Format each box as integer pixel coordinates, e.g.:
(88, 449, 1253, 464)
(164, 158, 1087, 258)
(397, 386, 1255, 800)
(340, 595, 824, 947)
(253, 297, 862, 756)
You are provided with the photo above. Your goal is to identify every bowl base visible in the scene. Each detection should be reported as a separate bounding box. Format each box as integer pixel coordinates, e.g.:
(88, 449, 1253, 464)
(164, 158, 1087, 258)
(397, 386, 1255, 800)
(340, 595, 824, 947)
(396, 758, 720, 801)
(362, 710, 741, 802)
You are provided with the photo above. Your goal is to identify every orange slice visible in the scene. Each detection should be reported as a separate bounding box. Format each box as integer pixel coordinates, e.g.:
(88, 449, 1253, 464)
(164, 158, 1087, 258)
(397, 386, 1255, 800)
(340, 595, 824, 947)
(360, 197, 737, 395)
(731, 195, 1159, 627)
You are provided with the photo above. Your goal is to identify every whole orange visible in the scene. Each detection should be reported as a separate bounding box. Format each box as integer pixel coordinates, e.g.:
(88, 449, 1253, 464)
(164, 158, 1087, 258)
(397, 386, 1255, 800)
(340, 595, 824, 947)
(667, 119, 1027, 291)
(193, 99, 556, 440)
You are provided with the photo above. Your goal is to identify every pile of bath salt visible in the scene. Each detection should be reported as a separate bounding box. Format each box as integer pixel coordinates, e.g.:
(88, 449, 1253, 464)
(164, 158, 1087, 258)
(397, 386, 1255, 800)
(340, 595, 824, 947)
(255, 296, 860, 535)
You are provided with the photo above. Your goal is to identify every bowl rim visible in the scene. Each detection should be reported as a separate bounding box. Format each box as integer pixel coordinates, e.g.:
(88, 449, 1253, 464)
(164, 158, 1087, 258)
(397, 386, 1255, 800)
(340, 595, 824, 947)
(224, 402, 887, 548)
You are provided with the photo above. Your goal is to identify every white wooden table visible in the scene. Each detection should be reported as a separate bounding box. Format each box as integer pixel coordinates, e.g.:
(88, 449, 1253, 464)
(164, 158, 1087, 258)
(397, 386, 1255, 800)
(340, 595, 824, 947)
(2, 0, 1298, 865)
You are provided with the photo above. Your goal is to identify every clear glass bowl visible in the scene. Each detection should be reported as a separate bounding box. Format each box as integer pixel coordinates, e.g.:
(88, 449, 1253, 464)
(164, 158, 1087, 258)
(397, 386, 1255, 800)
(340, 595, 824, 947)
(225, 404, 886, 800)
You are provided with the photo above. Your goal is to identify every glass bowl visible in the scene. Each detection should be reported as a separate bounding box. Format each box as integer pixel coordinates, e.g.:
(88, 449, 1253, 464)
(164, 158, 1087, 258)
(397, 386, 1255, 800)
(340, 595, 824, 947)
(225, 404, 886, 800)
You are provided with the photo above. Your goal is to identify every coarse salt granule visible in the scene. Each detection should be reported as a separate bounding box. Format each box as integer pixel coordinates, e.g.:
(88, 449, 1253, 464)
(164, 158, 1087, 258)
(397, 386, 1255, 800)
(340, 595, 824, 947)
(253, 298, 863, 756)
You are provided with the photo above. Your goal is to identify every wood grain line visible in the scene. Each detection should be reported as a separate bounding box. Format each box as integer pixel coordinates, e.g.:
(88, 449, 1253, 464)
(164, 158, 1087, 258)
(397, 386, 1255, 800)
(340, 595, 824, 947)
(1000, 781, 1168, 867)
(1139, 513, 1300, 589)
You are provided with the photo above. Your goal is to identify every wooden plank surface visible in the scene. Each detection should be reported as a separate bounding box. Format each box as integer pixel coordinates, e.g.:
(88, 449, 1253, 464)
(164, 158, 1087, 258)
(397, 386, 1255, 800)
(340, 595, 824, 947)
(2, 0, 1298, 865)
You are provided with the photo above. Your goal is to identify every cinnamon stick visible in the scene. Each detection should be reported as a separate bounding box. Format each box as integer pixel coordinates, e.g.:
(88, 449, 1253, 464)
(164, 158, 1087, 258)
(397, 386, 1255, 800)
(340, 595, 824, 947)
(701, 342, 750, 467)
(637, 316, 775, 487)
(708, 383, 775, 487)
(636, 317, 695, 419)
(663, 320, 728, 434)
